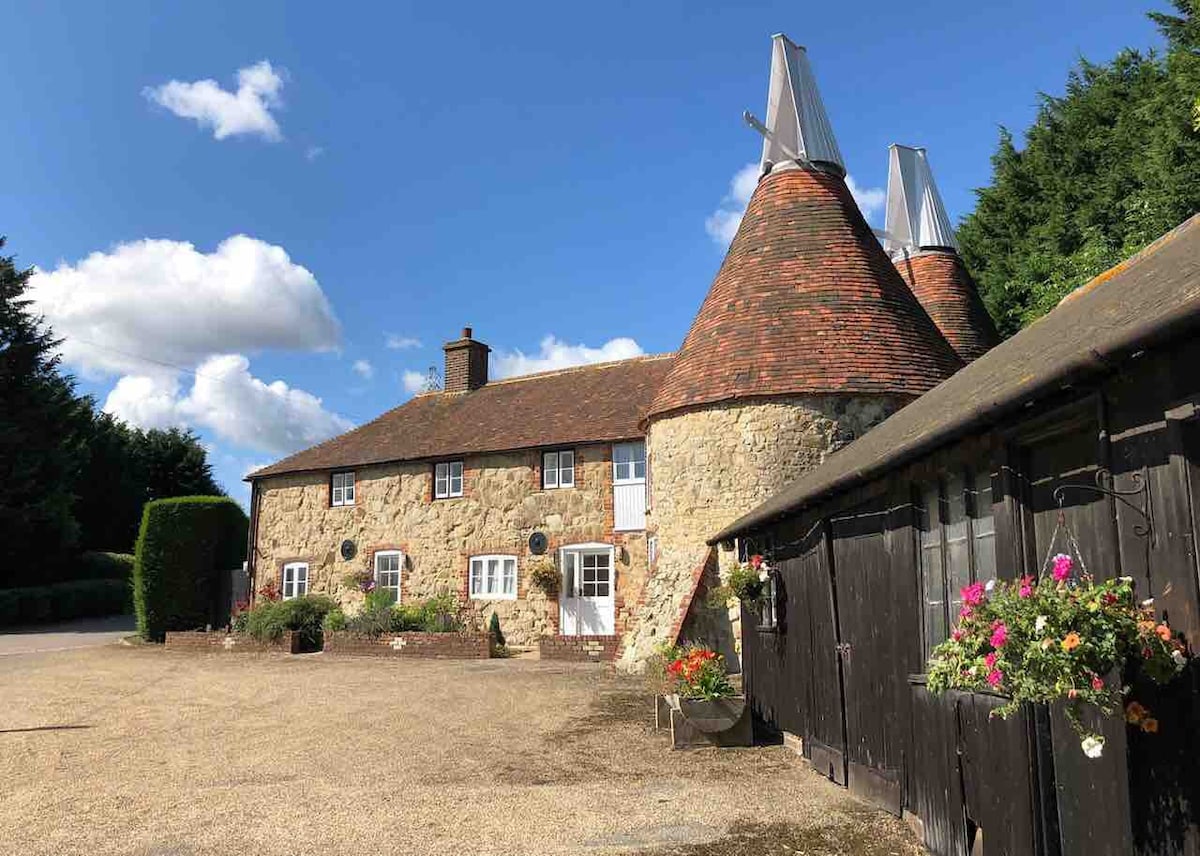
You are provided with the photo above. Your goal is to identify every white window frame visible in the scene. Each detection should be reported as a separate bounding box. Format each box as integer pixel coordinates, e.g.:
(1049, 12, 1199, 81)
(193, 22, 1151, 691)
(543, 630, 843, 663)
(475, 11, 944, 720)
(469, 554, 518, 600)
(759, 572, 779, 629)
(542, 449, 575, 489)
(331, 471, 355, 507)
(612, 441, 646, 484)
(373, 550, 403, 602)
(282, 562, 308, 600)
(434, 461, 464, 499)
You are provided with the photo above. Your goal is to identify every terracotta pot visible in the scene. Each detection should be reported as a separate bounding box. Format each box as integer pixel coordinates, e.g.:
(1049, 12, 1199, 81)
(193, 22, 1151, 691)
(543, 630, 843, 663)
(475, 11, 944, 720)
(676, 695, 746, 733)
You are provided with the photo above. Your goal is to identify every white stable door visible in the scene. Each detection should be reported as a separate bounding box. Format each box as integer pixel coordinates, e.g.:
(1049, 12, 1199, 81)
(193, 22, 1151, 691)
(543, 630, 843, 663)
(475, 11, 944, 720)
(613, 441, 646, 531)
(559, 545, 615, 635)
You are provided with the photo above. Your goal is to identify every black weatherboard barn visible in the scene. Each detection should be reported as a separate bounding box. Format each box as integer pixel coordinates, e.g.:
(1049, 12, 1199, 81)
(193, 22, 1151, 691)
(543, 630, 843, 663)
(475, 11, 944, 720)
(713, 214, 1200, 856)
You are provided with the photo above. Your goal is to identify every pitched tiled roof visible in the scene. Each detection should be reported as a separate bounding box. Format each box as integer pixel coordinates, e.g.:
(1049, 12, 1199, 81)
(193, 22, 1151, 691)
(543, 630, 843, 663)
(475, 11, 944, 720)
(648, 165, 963, 419)
(249, 355, 674, 479)
(892, 249, 999, 363)
(712, 213, 1200, 543)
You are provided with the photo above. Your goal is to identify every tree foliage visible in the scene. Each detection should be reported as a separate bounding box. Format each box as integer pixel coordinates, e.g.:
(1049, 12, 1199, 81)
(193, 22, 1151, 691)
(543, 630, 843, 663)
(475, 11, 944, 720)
(959, 1, 1200, 336)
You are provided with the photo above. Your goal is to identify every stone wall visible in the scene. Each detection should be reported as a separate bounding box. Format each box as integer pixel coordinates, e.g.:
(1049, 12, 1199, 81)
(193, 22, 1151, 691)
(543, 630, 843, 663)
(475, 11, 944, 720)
(252, 442, 648, 646)
(620, 394, 908, 669)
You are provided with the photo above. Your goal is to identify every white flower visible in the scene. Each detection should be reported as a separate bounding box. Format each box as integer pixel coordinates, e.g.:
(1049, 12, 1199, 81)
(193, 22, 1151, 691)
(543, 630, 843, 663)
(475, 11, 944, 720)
(758, 570, 769, 582)
(1142, 598, 1155, 607)
(1035, 615, 1048, 633)
(985, 579, 996, 593)
(1120, 576, 1133, 584)
(1081, 735, 1105, 759)
(1172, 650, 1187, 667)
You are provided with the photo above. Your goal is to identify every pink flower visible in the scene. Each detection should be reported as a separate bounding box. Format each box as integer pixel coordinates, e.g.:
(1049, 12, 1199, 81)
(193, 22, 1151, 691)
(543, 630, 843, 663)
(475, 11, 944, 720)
(951, 629, 964, 642)
(962, 582, 985, 607)
(984, 652, 998, 668)
(1052, 553, 1074, 582)
(1091, 675, 1104, 691)
(959, 605, 973, 621)
(986, 669, 1003, 687)
(749, 555, 763, 570)
(1019, 575, 1034, 598)
(990, 621, 1008, 648)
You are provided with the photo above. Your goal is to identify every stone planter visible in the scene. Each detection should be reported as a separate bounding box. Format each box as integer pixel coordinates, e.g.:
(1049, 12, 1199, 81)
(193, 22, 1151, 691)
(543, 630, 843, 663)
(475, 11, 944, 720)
(323, 630, 491, 659)
(163, 630, 306, 654)
(660, 693, 752, 749)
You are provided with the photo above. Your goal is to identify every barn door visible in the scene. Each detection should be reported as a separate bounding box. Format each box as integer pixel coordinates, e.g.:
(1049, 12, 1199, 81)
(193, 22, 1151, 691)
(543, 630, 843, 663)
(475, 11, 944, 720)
(1015, 406, 1134, 855)
(793, 524, 848, 785)
(831, 501, 904, 815)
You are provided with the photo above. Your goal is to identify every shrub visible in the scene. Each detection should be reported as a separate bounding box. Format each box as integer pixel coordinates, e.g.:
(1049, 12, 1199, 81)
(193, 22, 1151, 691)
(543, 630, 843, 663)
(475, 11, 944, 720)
(391, 602, 426, 632)
(339, 594, 464, 638)
(488, 612, 505, 647)
(133, 496, 248, 641)
(242, 595, 335, 647)
(322, 607, 347, 632)
(364, 588, 397, 610)
(76, 552, 136, 582)
(0, 580, 132, 627)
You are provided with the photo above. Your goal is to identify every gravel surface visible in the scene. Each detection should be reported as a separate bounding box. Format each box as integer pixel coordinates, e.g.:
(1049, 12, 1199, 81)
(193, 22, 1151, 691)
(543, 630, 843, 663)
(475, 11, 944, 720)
(0, 646, 925, 855)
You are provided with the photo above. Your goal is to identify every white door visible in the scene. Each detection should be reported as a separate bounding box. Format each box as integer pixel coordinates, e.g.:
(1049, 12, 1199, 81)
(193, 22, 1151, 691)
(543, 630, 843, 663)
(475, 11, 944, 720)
(613, 441, 646, 531)
(559, 545, 615, 635)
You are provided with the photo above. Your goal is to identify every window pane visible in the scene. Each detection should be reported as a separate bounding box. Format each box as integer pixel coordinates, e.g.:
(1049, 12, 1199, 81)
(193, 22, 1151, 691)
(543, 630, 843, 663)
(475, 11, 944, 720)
(503, 559, 516, 595)
(971, 470, 997, 580)
(470, 560, 482, 594)
(486, 559, 499, 593)
(344, 476, 354, 503)
(633, 459, 646, 479)
(543, 452, 558, 488)
(944, 474, 971, 614)
(332, 485, 343, 505)
(560, 451, 574, 486)
(451, 462, 463, 478)
(919, 487, 947, 656)
(615, 461, 630, 481)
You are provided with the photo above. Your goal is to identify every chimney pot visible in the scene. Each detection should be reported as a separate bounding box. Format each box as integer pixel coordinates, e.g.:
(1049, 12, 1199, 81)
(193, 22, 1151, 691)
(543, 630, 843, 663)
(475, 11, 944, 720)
(462, 326, 473, 339)
(442, 327, 490, 392)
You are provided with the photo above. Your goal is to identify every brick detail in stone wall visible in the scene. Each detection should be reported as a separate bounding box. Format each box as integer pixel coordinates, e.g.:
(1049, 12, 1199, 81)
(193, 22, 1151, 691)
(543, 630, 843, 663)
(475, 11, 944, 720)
(539, 635, 620, 662)
(323, 631, 491, 659)
(164, 631, 304, 654)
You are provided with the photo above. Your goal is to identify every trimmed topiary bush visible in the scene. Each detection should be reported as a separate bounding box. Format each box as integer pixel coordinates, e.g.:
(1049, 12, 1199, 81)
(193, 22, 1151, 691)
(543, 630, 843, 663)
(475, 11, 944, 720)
(488, 611, 505, 647)
(133, 496, 248, 641)
(0, 580, 132, 627)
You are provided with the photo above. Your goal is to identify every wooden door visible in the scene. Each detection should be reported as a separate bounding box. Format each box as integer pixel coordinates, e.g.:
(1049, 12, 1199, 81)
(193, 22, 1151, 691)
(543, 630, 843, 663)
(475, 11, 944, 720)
(832, 502, 904, 814)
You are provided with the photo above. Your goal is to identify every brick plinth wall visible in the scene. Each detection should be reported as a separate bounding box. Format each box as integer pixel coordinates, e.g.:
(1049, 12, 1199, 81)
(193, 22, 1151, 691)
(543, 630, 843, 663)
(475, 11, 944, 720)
(164, 630, 303, 654)
(324, 631, 491, 659)
(539, 635, 620, 662)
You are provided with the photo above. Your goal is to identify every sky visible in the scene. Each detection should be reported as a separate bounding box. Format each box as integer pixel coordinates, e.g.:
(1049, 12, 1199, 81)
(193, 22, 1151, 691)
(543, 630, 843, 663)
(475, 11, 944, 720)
(0, 0, 1168, 502)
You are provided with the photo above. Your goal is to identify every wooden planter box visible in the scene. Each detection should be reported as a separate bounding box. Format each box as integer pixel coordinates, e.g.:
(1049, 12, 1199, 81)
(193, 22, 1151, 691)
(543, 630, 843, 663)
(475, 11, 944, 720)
(656, 693, 753, 749)
(323, 630, 491, 659)
(163, 630, 305, 654)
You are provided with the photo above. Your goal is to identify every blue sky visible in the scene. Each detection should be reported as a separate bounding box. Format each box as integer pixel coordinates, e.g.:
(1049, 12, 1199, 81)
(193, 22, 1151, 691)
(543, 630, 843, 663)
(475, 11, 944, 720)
(1, 0, 1166, 501)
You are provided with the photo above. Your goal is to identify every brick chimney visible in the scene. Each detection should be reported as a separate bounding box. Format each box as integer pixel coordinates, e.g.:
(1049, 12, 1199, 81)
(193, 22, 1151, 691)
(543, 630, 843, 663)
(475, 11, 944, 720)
(442, 326, 490, 392)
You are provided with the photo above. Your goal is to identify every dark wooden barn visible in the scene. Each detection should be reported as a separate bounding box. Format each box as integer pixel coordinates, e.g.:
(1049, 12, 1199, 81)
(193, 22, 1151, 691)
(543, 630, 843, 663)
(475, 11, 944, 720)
(711, 215, 1200, 856)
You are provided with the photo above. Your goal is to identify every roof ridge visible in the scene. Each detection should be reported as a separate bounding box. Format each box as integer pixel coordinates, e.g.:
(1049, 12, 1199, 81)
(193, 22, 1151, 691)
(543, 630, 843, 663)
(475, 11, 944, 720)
(478, 352, 675, 387)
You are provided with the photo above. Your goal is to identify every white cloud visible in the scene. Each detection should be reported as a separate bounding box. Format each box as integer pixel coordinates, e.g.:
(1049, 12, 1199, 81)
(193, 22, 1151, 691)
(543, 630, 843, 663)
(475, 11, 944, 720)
(144, 60, 285, 141)
(845, 175, 886, 221)
(305, 145, 324, 161)
(104, 355, 353, 456)
(352, 359, 374, 380)
(401, 370, 427, 394)
(29, 235, 340, 378)
(491, 335, 645, 380)
(704, 163, 888, 246)
(704, 162, 759, 246)
(386, 334, 422, 350)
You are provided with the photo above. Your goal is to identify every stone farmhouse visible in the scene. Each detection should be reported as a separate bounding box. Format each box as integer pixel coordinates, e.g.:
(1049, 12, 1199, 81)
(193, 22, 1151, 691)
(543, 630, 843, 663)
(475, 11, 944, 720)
(245, 34, 996, 668)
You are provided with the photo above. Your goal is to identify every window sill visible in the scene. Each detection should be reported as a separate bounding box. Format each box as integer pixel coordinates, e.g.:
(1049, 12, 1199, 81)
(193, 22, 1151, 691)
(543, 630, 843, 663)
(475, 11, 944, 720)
(469, 594, 517, 602)
(433, 495, 465, 501)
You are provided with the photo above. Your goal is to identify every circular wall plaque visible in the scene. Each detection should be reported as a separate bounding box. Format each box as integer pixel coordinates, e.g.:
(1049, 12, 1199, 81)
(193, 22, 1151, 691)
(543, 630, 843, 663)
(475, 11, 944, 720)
(340, 539, 357, 561)
(528, 532, 548, 555)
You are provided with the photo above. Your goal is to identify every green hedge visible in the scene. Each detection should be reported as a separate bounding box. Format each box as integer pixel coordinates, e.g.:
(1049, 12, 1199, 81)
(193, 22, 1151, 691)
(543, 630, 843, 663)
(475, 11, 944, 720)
(0, 580, 132, 627)
(133, 496, 248, 641)
(77, 551, 135, 581)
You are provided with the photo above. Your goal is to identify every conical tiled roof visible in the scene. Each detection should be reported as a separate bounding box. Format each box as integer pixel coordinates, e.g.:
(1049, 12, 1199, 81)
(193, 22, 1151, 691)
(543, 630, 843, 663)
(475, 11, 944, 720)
(892, 250, 999, 363)
(648, 165, 964, 419)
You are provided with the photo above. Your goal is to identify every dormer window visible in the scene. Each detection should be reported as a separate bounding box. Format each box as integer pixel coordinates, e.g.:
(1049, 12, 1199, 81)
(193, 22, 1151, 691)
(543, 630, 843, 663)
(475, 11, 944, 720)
(434, 461, 464, 499)
(331, 471, 355, 507)
(542, 450, 575, 489)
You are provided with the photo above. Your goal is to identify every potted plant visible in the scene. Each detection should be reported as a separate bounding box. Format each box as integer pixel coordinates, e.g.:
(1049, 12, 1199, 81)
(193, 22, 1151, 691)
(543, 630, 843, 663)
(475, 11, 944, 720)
(707, 554, 771, 608)
(662, 645, 743, 733)
(927, 553, 1187, 758)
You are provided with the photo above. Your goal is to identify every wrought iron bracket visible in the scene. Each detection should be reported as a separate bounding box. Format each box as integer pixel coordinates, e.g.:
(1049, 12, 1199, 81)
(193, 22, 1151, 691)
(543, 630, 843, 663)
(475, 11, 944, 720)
(1052, 467, 1154, 545)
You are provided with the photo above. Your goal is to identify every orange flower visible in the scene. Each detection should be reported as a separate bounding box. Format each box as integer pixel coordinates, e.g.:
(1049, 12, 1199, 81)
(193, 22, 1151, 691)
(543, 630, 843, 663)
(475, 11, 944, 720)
(1156, 624, 1172, 642)
(1126, 701, 1147, 724)
(1138, 620, 1156, 633)
(1141, 717, 1160, 734)
(1062, 632, 1082, 652)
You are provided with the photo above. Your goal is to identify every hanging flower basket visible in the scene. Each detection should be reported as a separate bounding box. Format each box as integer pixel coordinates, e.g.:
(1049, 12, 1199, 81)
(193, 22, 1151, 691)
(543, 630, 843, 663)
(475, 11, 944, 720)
(527, 559, 559, 597)
(927, 552, 1187, 759)
(707, 555, 771, 607)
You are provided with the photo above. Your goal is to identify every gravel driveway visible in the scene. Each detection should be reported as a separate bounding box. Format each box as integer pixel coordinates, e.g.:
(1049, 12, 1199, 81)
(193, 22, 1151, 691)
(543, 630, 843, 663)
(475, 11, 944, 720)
(0, 646, 923, 855)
